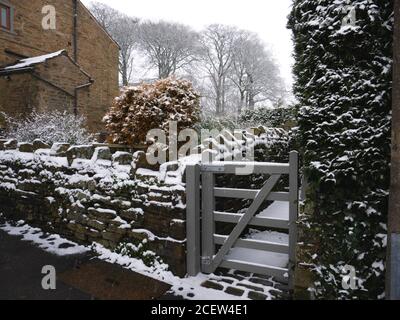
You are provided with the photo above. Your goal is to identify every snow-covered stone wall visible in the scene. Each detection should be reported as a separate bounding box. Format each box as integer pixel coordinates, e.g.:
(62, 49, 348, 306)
(0, 140, 187, 276)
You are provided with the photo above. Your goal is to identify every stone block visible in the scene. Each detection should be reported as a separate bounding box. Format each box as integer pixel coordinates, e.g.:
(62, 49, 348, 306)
(92, 147, 112, 162)
(85, 228, 101, 239)
(0, 139, 8, 150)
(169, 219, 186, 240)
(248, 291, 268, 300)
(86, 219, 106, 231)
(108, 224, 129, 235)
(4, 139, 18, 150)
(112, 151, 133, 165)
(102, 231, 123, 243)
(33, 139, 50, 151)
(127, 230, 150, 242)
(225, 287, 244, 297)
(66, 145, 95, 165)
(51, 143, 70, 156)
(19, 143, 34, 153)
(201, 281, 224, 291)
(248, 277, 274, 287)
(133, 151, 158, 170)
(120, 209, 144, 226)
(110, 199, 132, 210)
(88, 207, 117, 221)
(237, 283, 264, 292)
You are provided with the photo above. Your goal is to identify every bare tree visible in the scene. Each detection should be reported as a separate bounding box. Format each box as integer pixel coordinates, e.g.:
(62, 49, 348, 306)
(231, 31, 284, 112)
(111, 16, 139, 85)
(137, 21, 200, 79)
(246, 52, 283, 109)
(200, 24, 238, 115)
(89, 2, 139, 86)
(88, 1, 118, 30)
(230, 30, 251, 113)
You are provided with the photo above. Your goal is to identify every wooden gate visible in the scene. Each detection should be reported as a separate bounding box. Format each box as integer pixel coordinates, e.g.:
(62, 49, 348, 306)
(186, 151, 299, 291)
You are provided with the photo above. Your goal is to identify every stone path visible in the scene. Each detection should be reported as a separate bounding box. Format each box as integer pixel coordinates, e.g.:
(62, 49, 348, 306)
(199, 269, 291, 300)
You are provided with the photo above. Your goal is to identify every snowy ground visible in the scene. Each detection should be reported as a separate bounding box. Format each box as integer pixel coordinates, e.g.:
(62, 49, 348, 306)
(227, 230, 289, 269)
(0, 219, 283, 300)
(0, 221, 89, 256)
(258, 201, 289, 220)
(227, 201, 290, 269)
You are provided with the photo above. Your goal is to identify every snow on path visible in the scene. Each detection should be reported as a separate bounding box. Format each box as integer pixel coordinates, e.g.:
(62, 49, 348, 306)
(0, 219, 278, 300)
(0, 221, 89, 256)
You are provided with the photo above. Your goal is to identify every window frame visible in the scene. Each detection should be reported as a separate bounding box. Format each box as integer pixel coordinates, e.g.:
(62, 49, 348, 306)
(0, 1, 13, 32)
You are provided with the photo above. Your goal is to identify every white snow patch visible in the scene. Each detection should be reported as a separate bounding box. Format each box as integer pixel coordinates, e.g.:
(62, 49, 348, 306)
(0, 221, 89, 256)
(4, 50, 66, 70)
(227, 229, 289, 270)
(258, 201, 289, 220)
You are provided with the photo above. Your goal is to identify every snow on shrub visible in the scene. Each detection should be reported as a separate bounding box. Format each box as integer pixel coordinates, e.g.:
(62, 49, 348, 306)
(5, 110, 93, 145)
(103, 78, 200, 146)
(238, 106, 296, 129)
(114, 241, 165, 268)
(196, 113, 238, 131)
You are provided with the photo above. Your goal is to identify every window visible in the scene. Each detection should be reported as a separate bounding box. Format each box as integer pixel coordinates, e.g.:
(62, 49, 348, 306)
(0, 3, 11, 31)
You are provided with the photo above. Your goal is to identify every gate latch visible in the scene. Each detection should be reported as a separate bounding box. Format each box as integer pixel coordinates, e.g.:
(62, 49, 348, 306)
(201, 256, 212, 266)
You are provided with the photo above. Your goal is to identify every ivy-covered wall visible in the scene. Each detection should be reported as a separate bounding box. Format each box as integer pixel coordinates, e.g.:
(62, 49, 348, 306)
(288, 0, 393, 299)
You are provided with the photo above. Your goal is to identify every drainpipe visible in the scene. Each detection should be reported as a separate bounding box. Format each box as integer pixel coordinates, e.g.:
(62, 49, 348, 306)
(74, 80, 94, 116)
(73, 0, 78, 62)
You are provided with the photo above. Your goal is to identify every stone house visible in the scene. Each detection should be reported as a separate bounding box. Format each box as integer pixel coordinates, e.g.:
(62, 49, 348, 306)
(0, 0, 120, 132)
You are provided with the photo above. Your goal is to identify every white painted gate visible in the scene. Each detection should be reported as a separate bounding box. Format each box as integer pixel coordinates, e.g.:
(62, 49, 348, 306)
(186, 151, 299, 291)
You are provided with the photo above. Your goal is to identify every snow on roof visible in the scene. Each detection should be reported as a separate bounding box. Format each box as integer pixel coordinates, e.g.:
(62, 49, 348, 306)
(3, 50, 66, 71)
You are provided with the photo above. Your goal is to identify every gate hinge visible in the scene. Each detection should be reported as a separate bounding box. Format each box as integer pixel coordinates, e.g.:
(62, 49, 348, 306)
(201, 256, 212, 266)
(201, 165, 225, 173)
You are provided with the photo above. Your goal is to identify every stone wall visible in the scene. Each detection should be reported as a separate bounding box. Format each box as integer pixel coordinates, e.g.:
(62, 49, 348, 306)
(34, 55, 91, 113)
(0, 140, 187, 276)
(0, 0, 119, 132)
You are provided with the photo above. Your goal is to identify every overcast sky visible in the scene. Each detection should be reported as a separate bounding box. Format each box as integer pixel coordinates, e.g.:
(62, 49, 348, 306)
(81, 0, 295, 88)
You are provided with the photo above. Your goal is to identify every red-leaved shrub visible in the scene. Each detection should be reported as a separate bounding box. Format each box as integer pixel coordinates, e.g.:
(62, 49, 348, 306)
(104, 78, 200, 146)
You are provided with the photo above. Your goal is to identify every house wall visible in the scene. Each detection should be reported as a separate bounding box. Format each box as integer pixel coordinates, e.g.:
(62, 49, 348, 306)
(0, 55, 93, 118)
(0, 0, 119, 132)
(34, 55, 91, 115)
(0, 73, 37, 117)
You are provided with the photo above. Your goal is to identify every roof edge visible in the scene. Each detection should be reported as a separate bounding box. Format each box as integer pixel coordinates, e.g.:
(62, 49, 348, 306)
(78, 0, 121, 50)
(0, 50, 93, 81)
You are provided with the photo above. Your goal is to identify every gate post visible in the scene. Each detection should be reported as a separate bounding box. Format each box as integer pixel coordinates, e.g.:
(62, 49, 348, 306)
(289, 151, 299, 292)
(186, 164, 201, 276)
(202, 172, 215, 274)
